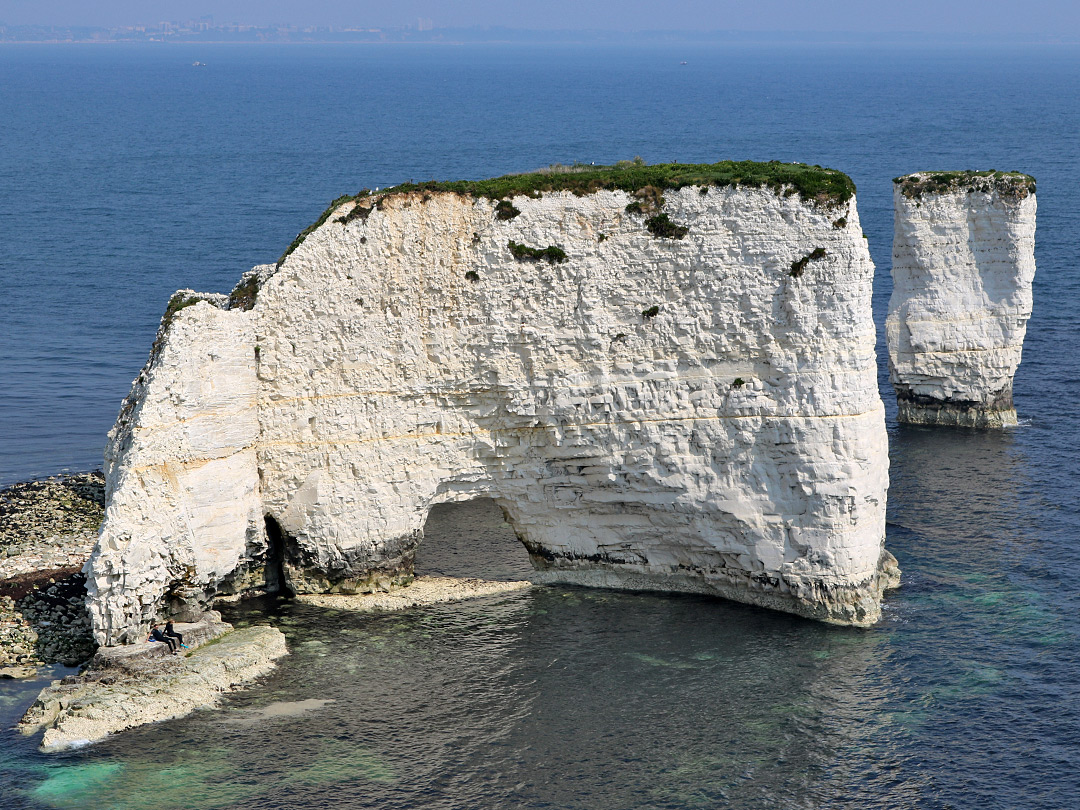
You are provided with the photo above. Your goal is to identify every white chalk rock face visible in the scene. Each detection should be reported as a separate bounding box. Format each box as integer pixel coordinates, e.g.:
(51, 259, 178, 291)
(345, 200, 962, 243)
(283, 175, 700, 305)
(85, 292, 264, 644)
(887, 172, 1037, 427)
(87, 166, 896, 644)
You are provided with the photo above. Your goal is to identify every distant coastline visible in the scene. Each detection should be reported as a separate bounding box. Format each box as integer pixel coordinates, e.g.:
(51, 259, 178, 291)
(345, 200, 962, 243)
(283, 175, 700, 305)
(1, 24, 1077, 46)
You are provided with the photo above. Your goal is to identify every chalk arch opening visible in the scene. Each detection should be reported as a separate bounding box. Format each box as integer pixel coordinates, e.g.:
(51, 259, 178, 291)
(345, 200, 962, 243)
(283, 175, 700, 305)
(414, 494, 537, 582)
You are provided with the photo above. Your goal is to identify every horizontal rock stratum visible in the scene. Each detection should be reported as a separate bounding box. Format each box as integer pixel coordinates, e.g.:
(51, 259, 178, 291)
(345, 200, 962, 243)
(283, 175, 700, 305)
(84, 161, 896, 645)
(887, 171, 1037, 427)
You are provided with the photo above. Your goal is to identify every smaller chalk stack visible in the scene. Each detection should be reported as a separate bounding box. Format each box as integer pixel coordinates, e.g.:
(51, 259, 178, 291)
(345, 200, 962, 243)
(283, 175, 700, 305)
(887, 171, 1036, 428)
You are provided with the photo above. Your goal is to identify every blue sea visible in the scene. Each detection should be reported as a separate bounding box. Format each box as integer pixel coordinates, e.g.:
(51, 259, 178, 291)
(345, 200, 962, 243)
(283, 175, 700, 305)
(1, 43, 1078, 809)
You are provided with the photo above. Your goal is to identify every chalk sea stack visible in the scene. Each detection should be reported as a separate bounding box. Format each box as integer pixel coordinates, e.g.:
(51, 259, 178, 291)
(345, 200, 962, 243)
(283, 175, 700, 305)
(84, 161, 897, 645)
(887, 171, 1037, 428)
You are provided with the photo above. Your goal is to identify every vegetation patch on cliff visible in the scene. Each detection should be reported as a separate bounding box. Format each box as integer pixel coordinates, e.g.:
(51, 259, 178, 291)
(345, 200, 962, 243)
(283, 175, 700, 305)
(162, 292, 202, 325)
(334, 200, 375, 226)
(145, 291, 228, 370)
(624, 184, 666, 216)
(645, 213, 689, 239)
(790, 247, 827, 277)
(278, 194, 353, 265)
(508, 240, 568, 264)
(494, 200, 521, 220)
(895, 171, 1036, 200)
(228, 272, 260, 311)
(158, 292, 223, 339)
(622, 186, 689, 239)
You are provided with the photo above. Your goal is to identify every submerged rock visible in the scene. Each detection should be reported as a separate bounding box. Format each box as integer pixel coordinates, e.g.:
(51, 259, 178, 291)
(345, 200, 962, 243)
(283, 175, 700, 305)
(18, 612, 287, 751)
(295, 575, 531, 612)
(84, 161, 895, 644)
(0, 665, 38, 679)
(887, 171, 1037, 428)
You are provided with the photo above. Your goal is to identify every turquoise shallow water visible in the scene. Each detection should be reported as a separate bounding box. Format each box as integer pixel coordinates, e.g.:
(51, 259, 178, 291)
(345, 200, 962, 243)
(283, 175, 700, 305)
(1, 43, 1079, 808)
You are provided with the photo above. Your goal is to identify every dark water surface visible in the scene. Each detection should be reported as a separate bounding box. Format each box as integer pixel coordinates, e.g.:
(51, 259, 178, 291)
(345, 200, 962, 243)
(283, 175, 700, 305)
(1, 43, 1079, 808)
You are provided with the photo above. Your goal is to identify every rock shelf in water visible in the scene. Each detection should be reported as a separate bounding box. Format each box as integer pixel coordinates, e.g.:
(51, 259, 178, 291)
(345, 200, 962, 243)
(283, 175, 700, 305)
(295, 575, 532, 611)
(84, 160, 897, 645)
(20, 575, 528, 751)
(18, 612, 287, 751)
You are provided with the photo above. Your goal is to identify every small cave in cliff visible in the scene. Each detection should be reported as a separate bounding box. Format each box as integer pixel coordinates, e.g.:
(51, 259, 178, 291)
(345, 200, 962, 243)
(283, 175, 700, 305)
(414, 499, 534, 582)
(263, 515, 292, 596)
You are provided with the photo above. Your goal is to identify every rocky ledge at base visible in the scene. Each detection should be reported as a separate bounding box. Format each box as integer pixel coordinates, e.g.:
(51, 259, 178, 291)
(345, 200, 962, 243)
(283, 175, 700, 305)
(17, 612, 287, 752)
(0, 472, 104, 676)
(294, 575, 532, 612)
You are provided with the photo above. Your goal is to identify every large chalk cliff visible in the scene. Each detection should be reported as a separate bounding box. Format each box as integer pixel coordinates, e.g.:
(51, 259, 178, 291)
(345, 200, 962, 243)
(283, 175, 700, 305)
(85, 163, 896, 645)
(887, 172, 1036, 427)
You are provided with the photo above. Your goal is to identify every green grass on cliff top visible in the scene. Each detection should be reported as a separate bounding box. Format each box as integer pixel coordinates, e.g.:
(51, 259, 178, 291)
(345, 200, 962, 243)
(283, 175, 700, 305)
(894, 170, 1036, 199)
(375, 160, 854, 205)
(277, 160, 856, 264)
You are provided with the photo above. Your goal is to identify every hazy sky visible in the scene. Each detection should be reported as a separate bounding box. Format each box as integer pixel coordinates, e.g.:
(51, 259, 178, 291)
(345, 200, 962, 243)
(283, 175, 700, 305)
(2, 0, 1079, 35)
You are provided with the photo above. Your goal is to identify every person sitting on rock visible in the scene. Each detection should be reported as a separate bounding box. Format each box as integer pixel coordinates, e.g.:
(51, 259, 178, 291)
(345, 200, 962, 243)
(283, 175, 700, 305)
(148, 623, 180, 654)
(164, 621, 188, 649)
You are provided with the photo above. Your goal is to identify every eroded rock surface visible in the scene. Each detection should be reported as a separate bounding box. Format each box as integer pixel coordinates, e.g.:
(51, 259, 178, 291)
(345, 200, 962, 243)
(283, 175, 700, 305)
(887, 171, 1037, 427)
(86, 163, 895, 643)
(87, 296, 264, 644)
